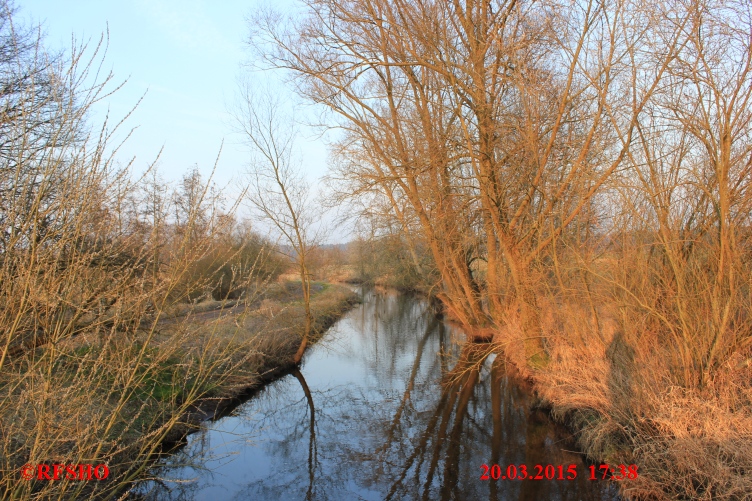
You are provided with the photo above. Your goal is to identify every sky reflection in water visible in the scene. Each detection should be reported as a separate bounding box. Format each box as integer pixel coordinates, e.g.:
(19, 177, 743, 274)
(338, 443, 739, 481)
(136, 289, 621, 501)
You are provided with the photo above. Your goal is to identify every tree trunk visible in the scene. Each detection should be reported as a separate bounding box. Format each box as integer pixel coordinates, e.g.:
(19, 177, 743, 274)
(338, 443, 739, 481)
(504, 245, 548, 367)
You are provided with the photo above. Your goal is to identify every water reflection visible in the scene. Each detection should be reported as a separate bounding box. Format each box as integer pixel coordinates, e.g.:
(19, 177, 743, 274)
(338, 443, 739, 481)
(135, 289, 619, 500)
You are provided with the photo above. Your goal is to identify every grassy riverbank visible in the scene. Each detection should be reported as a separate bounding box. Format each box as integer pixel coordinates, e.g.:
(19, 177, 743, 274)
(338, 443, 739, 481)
(1, 280, 358, 500)
(317, 261, 752, 500)
(497, 299, 752, 501)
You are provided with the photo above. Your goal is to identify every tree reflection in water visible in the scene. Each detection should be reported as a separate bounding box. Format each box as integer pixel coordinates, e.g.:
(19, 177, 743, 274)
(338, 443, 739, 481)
(134, 289, 620, 501)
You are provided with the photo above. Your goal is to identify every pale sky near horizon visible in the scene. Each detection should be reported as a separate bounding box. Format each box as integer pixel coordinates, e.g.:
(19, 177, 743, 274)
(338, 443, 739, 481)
(19, 0, 347, 241)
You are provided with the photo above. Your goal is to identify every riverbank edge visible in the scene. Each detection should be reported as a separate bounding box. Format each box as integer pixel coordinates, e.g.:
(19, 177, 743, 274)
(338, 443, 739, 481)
(103, 283, 362, 501)
(486, 323, 659, 501)
(422, 303, 635, 498)
(157, 284, 362, 447)
(428, 312, 630, 498)
(342, 281, 627, 493)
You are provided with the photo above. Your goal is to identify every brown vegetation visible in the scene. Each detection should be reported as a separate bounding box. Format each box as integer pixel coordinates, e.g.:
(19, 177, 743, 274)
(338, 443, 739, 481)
(249, 0, 752, 498)
(0, 4, 357, 499)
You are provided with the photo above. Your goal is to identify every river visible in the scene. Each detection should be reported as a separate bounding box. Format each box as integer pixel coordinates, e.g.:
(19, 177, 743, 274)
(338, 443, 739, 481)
(135, 288, 621, 500)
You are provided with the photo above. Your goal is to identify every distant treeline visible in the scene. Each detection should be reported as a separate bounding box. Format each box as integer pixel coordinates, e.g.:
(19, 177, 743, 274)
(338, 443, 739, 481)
(0, 19, 287, 360)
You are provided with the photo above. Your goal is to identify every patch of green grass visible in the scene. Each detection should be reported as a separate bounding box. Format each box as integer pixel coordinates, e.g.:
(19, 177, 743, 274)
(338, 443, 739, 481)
(136, 365, 183, 402)
(74, 345, 93, 357)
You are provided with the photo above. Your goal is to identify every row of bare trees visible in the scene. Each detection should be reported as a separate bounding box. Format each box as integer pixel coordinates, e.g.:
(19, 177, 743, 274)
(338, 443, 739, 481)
(0, 6, 286, 363)
(0, 1, 295, 497)
(249, 0, 752, 384)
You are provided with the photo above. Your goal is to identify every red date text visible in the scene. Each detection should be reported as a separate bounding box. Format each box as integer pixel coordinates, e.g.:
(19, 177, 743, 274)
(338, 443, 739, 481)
(479, 464, 638, 481)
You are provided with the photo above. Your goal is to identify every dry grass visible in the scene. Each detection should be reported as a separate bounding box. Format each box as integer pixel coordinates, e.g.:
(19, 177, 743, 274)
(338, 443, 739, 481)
(499, 293, 752, 501)
(0, 9, 357, 499)
(1, 280, 357, 500)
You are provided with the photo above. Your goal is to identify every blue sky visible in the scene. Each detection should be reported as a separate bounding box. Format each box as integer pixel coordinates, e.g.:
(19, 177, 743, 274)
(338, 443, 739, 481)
(19, 0, 334, 224)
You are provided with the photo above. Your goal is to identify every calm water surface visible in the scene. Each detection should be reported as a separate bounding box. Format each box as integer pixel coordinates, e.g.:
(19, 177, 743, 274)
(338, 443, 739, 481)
(136, 288, 620, 501)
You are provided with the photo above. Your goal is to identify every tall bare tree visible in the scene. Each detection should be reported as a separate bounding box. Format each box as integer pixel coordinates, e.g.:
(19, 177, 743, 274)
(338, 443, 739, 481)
(235, 84, 319, 364)
(248, 0, 688, 365)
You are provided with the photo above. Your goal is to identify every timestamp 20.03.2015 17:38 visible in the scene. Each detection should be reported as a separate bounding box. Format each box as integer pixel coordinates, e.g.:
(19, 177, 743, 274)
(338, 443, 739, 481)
(479, 464, 638, 482)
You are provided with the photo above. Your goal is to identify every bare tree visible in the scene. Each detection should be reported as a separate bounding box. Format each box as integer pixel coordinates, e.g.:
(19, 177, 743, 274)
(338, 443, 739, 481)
(248, 0, 688, 365)
(235, 84, 319, 364)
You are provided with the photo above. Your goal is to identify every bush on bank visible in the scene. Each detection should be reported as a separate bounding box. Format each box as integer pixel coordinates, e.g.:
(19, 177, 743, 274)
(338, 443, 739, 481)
(2, 280, 357, 500)
(0, 5, 347, 499)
